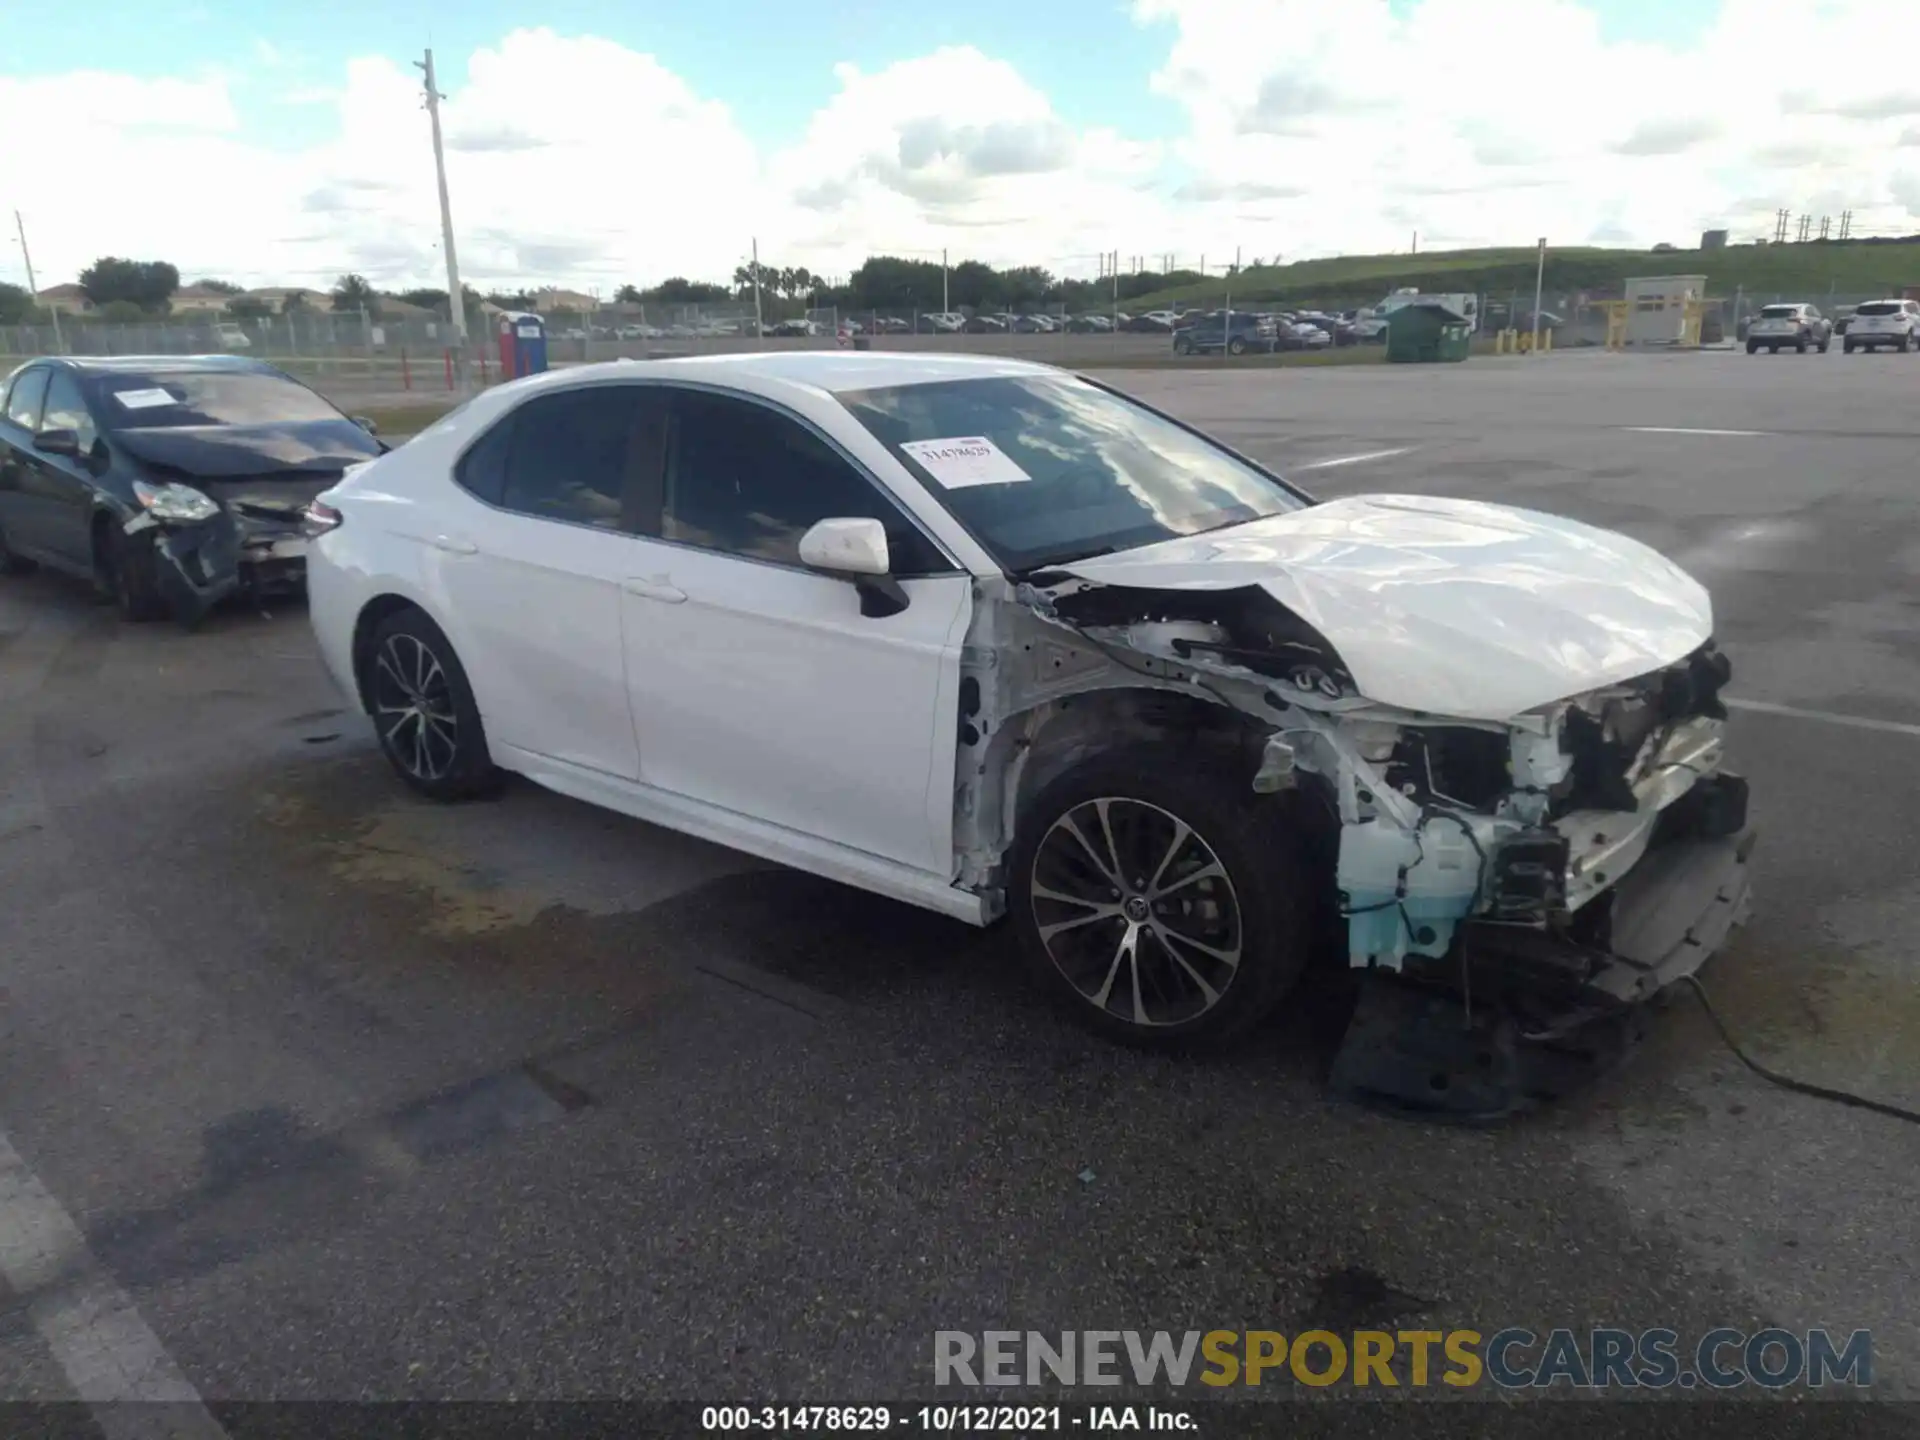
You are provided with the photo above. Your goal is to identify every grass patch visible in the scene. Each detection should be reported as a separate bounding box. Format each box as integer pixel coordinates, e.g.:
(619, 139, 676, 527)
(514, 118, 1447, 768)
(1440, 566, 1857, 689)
(1120, 240, 1920, 312)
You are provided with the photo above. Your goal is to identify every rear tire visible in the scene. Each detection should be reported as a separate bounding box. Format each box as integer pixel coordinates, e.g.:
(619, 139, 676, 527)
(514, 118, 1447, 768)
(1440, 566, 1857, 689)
(1818, 337, 1830, 353)
(1902, 333, 1913, 353)
(1795, 335, 1808, 353)
(1008, 745, 1312, 1051)
(1844, 339, 1856, 354)
(364, 607, 501, 801)
(98, 521, 168, 622)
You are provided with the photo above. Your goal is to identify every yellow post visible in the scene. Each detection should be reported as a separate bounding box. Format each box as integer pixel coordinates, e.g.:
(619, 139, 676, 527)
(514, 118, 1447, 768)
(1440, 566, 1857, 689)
(1542, 326, 1553, 352)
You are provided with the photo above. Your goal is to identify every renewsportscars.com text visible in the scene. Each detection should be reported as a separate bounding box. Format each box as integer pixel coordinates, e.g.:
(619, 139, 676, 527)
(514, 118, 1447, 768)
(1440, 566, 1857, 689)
(934, 1328, 1872, 1390)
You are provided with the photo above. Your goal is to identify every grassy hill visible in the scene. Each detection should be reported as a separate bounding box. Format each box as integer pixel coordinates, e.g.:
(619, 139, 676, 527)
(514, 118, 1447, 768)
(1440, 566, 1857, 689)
(1121, 239, 1920, 311)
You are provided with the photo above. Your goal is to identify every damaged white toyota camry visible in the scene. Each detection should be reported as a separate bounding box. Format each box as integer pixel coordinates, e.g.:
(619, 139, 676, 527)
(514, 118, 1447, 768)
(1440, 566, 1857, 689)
(305, 353, 1753, 1113)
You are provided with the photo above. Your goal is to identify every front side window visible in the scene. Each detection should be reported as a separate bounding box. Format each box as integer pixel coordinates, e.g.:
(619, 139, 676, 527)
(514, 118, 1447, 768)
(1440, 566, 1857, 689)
(662, 391, 948, 575)
(4, 368, 48, 430)
(40, 371, 98, 453)
(838, 373, 1306, 572)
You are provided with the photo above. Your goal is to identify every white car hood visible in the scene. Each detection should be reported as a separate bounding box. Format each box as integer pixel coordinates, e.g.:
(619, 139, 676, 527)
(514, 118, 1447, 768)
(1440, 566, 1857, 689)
(1057, 493, 1713, 721)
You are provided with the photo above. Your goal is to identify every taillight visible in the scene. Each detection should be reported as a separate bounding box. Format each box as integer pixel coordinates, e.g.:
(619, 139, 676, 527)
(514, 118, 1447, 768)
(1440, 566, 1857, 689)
(302, 500, 343, 538)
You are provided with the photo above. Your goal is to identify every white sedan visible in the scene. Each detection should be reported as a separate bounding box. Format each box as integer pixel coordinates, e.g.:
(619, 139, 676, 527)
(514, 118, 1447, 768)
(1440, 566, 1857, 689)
(303, 353, 1753, 1095)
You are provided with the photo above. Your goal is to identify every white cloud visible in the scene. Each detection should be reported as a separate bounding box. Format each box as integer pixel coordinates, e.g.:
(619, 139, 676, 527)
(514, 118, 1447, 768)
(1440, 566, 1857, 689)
(1137, 0, 1920, 254)
(10, 3, 1920, 297)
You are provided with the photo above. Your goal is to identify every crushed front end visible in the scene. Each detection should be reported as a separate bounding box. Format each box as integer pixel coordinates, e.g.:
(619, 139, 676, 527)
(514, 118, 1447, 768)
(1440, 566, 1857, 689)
(127, 473, 338, 625)
(1009, 572, 1754, 1120)
(1316, 644, 1755, 1119)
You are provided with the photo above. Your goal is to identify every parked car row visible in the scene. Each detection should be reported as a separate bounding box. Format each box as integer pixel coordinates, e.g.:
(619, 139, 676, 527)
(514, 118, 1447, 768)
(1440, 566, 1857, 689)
(1743, 299, 1920, 354)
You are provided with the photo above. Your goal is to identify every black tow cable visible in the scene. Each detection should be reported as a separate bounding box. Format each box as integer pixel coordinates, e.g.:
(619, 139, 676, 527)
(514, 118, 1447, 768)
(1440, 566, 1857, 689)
(1678, 974, 1920, 1126)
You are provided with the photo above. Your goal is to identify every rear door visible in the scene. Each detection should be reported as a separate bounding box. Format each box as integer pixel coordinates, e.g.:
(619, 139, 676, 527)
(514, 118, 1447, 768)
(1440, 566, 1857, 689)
(430, 383, 667, 781)
(0, 366, 50, 556)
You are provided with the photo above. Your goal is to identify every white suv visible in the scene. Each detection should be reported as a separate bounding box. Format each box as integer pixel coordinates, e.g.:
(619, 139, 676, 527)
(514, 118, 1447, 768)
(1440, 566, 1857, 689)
(1842, 299, 1920, 353)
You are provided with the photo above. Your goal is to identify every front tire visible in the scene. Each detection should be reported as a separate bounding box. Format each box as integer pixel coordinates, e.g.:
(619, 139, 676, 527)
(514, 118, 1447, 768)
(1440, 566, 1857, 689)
(365, 608, 501, 801)
(99, 522, 168, 622)
(1228, 337, 1249, 356)
(1902, 333, 1913, 353)
(1174, 337, 1192, 356)
(1009, 746, 1312, 1050)
(1746, 340, 1758, 354)
(0, 519, 34, 576)
(1845, 339, 1856, 354)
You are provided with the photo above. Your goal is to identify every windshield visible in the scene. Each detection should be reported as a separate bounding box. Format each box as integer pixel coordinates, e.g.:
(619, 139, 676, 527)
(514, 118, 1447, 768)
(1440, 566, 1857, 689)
(1854, 302, 1900, 316)
(92, 370, 345, 429)
(837, 374, 1307, 571)
(1757, 305, 1799, 318)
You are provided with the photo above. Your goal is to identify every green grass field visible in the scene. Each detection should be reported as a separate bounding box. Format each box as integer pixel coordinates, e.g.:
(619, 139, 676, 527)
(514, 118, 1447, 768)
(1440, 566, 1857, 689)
(1121, 240, 1920, 312)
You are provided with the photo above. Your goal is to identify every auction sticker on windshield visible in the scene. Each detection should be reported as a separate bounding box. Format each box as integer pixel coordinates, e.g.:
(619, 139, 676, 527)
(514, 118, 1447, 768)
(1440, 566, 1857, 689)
(899, 436, 1031, 489)
(112, 388, 179, 411)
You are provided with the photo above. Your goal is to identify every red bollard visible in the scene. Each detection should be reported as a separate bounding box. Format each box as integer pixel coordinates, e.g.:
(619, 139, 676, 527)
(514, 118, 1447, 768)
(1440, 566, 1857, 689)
(444, 350, 454, 391)
(401, 349, 412, 391)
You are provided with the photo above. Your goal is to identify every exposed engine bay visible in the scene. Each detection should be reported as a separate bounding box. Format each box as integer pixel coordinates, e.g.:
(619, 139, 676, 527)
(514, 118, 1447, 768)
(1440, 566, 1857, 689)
(952, 570, 1754, 1119)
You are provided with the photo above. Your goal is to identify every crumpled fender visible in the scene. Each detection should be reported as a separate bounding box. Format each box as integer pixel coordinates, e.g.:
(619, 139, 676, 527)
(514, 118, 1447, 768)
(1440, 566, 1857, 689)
(126, 510, 240, 627)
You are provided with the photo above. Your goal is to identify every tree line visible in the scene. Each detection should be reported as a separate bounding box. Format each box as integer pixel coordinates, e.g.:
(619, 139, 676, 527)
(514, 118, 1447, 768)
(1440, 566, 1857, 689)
(0, 252, 1216, 328)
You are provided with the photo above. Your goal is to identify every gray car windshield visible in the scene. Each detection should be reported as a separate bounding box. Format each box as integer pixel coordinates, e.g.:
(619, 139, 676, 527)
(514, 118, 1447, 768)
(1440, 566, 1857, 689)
(836, 374, 1306, 571)
(92, 371, 344, 430)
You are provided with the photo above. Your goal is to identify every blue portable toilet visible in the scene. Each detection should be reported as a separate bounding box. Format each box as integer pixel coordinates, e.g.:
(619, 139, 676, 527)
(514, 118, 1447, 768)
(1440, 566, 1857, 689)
(497, 312, 548, 378)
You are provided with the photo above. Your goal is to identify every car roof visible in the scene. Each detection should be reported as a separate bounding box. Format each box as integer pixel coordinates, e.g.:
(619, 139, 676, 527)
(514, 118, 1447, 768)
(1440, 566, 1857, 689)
(36, 354, 278, 377)
(513, 349, 1064, 399)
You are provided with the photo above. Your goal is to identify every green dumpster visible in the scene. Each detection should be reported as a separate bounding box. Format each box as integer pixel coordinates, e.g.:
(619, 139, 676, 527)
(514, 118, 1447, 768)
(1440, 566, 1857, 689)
(1384, 302, 1473, 363)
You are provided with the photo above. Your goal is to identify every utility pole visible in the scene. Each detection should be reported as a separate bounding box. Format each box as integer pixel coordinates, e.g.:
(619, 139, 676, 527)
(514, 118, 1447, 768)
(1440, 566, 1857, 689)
(13, 211, 62, 354)
(942, 247, 948, 313)
(1412, 230, 1418, 254)
(1819, 215, 1831, 241)
(1531, 236, 1547, 353)
(751, 238, 764, 337)
(415, 49, 469, 391)
(1840, 210, 1854, 240)
(1773, 208, 1790, 244)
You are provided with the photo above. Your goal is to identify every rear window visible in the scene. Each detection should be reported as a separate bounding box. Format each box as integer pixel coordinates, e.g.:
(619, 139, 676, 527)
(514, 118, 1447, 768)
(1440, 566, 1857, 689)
(1757, 305, 1799, 318)
(1854, 302, 1900, 316)
(92, 370, 343, 429)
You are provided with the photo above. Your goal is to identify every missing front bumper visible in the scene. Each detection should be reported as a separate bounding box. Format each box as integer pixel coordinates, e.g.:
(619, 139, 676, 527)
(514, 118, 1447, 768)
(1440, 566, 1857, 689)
(1326, 824, 1757, 1122)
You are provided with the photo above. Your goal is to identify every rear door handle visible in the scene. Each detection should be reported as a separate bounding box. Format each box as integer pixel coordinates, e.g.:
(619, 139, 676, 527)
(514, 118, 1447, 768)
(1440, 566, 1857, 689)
(430, 535, 478, 555)
(622, 577, 687, 603)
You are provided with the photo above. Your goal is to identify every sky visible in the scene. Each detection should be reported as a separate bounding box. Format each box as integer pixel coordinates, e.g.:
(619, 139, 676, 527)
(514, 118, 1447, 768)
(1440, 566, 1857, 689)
(6, 0, 1920, 294)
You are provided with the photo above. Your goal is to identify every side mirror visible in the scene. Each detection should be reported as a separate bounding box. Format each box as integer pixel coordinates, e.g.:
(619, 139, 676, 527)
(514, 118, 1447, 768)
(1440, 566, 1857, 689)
(32, 428, 80, 457)
(798, 516, 909, 618)
(351, 415, 379, 435)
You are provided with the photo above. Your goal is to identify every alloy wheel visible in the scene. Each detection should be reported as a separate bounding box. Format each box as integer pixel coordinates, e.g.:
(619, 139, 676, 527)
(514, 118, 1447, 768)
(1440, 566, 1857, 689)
(1029, 796, 1244, 1028)
(372, 632, 460, 782)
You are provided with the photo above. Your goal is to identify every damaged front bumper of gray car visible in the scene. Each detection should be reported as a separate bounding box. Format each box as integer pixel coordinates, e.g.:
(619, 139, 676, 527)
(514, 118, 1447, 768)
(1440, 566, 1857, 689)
(125, 496, 312, 626)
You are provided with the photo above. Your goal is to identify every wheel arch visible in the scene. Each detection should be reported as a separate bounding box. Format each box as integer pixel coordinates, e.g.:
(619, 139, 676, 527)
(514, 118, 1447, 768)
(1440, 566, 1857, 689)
(350, 593, 431, 713)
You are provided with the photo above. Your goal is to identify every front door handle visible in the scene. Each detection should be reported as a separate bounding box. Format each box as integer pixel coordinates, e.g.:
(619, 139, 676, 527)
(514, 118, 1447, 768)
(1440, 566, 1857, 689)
(622, 576, 687, 603)
(430, 535, 478, 555)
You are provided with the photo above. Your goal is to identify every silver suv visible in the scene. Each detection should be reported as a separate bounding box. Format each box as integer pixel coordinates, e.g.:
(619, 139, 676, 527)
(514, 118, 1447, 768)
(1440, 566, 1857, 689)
(1842, 299, 1920, 353)
(1745, 302, 1831, 354)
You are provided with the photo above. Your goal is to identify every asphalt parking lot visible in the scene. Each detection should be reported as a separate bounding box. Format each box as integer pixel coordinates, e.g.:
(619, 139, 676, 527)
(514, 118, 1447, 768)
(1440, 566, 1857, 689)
(3, 346, 1919, 1425)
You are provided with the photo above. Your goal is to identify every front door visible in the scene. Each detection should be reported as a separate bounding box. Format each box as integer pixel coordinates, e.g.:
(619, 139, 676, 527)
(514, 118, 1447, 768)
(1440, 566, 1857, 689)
(620, 387, 970, 877)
